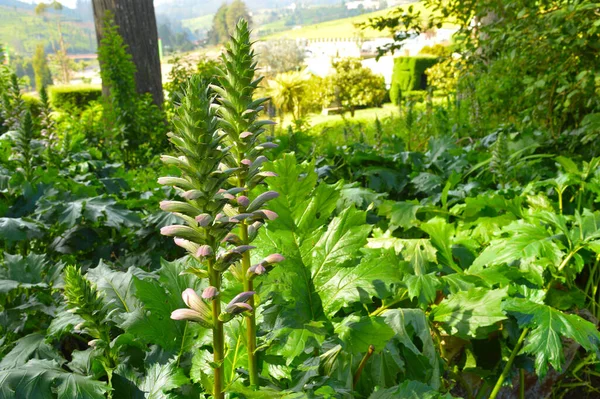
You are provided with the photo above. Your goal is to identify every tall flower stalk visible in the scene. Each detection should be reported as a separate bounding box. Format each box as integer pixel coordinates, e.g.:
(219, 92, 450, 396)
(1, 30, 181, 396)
(212, 19, 282, 388)
(160, 20, 281, 396)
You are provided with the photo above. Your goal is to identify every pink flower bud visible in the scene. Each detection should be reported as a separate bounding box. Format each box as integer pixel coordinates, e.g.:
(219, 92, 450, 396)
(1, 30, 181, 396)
(202, 286, 219, 300)
(241, 159, 252, 166)
(195, 213, 213, 227)
(171, 308, 203, 322)
(222, 233, 242, 245)
(196, 245, 213, 258)
(237, 196, 250, 207)
(240, 131, 253, 138)
(264, 253, 285, 264)
(248, 264, 267, 276)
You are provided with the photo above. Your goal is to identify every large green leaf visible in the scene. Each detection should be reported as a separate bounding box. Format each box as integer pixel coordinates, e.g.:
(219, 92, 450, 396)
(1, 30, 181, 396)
(503, 298, 600, 376)
(472, 220, 563, 271)
(86, 261, 143, 323)
(0, 359, 109, 399)
(113, 358, 189, 399)
(383, 309, 440, 389)
(311, 206, 372, 284)
(122, 258, 205, 351)
(420, 217, 460, 272)
(432, 287, 508, 339)
(0, 217, 43, 242)
(57, 197, 141, 228)
(0, 333, 61, 370)
(0, 253, 62, 293)
(335, 315, 395, 353)
(138, 359, 189, 399)
(369, 380, 456, 399)
(404, 273, 440, 305)
(379, 200, 422, 232)
(262, 154, 337, 234)
(318, 248, 401, 317)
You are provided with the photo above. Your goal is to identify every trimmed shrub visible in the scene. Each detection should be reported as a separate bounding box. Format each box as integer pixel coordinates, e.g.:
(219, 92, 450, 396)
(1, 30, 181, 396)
(21, 93, 42, 117)
(390, 56, 439, 104)
(48, 85, 102, 111)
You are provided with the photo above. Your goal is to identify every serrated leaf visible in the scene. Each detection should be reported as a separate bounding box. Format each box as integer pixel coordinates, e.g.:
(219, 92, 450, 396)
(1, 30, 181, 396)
(503, 298, 600, 376)
(86, 262, 142, 323)
(380, 200, 422, 232)
(404, 273, 440, 305)
(122, 258, 206, 351)
(339, 183, 387, 209)
(57, 197, 141, 228)
(311, 206, 372, 281)
(47, 307, 85, 340)
(0, 253, 62, 293)
(432, 287, 508, 339)
(0, 333, 62, 370)
(472, 220, 563, 271)
(420, 217, 460, 272)
(335, 315, 395, 353)
(383, 309, 440, 388)
(0, 217, 44, 242)
(138, 359, 189, 398)
(318, 248, 402, 316)
(0, 359, 109, 399)
(369, 380, 456, 399)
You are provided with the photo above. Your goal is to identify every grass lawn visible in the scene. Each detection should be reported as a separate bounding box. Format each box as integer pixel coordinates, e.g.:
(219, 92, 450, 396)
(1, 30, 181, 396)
(272, 103, 406, 152)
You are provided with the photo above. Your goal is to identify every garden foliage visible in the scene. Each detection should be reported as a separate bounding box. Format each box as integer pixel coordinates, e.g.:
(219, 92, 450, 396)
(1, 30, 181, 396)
(1, 7, 600, 399)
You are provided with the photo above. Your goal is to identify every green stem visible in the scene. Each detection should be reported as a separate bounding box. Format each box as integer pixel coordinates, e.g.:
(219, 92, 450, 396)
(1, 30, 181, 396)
(208, 258, 224, 399)
(474, 382, 489, 399)
(519, 368, 525, 399)
(369, 291, 407, 317)
(239, 221, 259, 388)
(558, 189, 564, 214)
(352, 345, 375, 389)
(558, 247, 581, 272)
(489, 328, 529, 399)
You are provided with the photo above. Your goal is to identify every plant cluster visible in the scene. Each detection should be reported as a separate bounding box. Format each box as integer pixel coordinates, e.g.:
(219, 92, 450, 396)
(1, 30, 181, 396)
(1, 10, 600, 399)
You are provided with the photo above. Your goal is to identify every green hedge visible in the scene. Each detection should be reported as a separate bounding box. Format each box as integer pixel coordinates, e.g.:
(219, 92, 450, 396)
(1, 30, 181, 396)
(21, 94, 42, 117)
(49, 85, 102, 111)
(390, 56, 439, 104)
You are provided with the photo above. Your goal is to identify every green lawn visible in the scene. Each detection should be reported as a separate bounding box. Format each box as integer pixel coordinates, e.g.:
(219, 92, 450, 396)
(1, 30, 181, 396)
(263, 2, 436, 40)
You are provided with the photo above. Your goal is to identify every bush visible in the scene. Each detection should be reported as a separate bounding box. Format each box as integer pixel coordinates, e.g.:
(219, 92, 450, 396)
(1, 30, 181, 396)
(390, 56, 439, 104)
(48, 85, 102, 111)
(21, 94, 42, 117)
(328, 58, 387, 116)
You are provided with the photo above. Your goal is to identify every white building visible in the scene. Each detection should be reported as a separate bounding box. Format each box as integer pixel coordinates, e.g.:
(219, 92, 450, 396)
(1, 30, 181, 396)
(345, 0, 380, 10)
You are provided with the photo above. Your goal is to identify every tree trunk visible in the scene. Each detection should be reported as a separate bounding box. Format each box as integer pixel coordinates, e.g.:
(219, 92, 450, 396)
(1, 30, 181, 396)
(92, 0, 163, 106)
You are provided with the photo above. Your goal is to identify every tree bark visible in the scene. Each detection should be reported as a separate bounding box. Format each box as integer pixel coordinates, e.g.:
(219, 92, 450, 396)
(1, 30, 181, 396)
(92, 0, 163, 106)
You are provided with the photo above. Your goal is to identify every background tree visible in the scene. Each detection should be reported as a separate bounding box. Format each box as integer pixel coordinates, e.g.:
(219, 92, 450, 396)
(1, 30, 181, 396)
(32, 44, 53, 92)
(328, 58, 386, 116)
(35, 1, 70, 83)
(226, 0, 252, 34)
(255, 39, 305, 75)
(268, 70, 309, 122)
(92, 0, 163, 106)
(209, 3, 230, 44)
(209, 1, 251, 44)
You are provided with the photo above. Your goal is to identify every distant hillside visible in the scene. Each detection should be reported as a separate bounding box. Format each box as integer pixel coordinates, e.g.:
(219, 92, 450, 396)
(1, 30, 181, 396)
(181, 14, 214, 36)
(0, 0, 34, 9)
(0, 5, 96, 56)
(262, 2, 437, 40)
